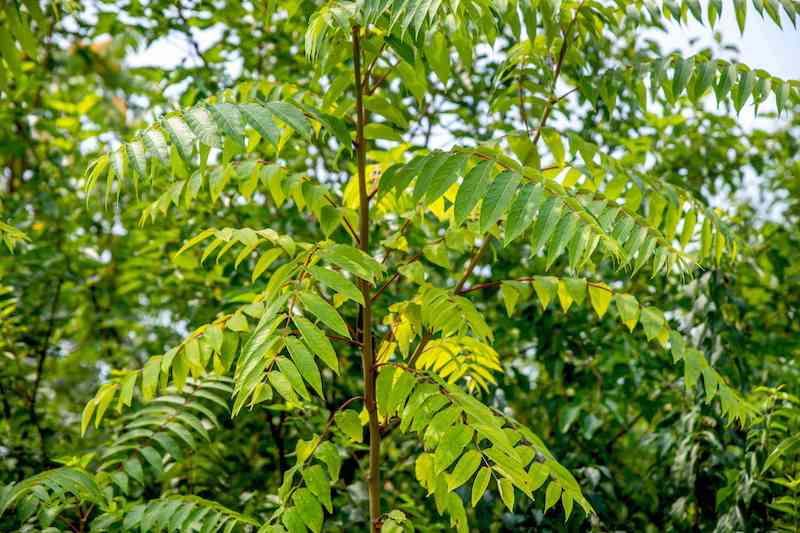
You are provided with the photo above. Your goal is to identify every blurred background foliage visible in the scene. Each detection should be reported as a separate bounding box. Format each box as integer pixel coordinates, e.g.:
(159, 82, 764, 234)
(1, 1, 799, 531)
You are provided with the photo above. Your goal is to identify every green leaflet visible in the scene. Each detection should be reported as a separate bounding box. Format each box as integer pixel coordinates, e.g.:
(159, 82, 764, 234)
(265, 101, 314, 141)
(471, 467, 491, 507)
(715, 62, 738, 104)
(142, 129, 170, 167)
(319, 205, 341, 237)
(479, 171, 521, 233)
(434, 424, 473, 474)
(376, 163, 404, 198)
(302, 465, 333, 513)
(142, 356, 162, 402)
(376, 366, 396, 420)
(386, 370, 417, 417)
(544, 481, 561, 512)
(498, 477, 515, 511)
(733, 69, 755, 114)
(691, 61, 716, 101)
(0, 31, 22, 77)
(501, 282, 521, 316)
(776, 80, 791, 116)
(185, 106, 223, 148)
(567, 224, 592, 270)
(118, 372, 137, 408)
(671, 57, 693, 100)
(175, 228, 217, 257)
(413, 151, 451, 202)
(545, 213, 580, 270)
(162, 116, 195, 164)
(5, 7, 36, 57)
(298, 291, 351, 338)
(424, 154, 468, 204)
(293, 488, 323, 533)
(308, 266, 364, 305)
(252, 248, 284, 283)
(285, 336, 323, 397)
(588, 282, 612, 318)
(614, 293, 640, 332)
(208, 103, 245, 146)
(448, 450, 481, 491)
(309, 107, 351, 150)
(680, 209, 697, 248)
(365, 123, 402, 141)
(387, 155, 428, 196)
(640, 305, 666, 341)
(239, 292, 289, 364)
(319, 244, 384, 283)
(504, 182, 545, 245)
(530, 197, 562, 257)
(334, 409, 363, 442)
(293, 315, 339, 374)
(268, 370, 298, 403)
(427, 32, 450, 84)
(239, 103, 280, 147)
(276, 356, 311, 401)
(454, 160, 495, 226)
(734, 0, 747, 33)
(364, 95, 408, 128)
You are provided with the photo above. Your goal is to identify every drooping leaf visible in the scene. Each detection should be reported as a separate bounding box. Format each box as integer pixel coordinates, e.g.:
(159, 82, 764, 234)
(505, 183, 545, 245)
(454, 160, 495, 226)
(334, 409, 363, 442)
(293, 316, 339, 374)
(298, 291, 351, 338)
(265, 101, 314, 141)
(479, 171, 521, 233)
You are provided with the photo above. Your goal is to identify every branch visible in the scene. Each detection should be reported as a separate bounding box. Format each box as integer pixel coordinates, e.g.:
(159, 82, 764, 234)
(352, 25, 382, 533)
(454, 237, 493, 293)
(363, 42, 386, 91)
(517, 67, 531, 138)
(531, 0, 586, 145)
(405, 238, 493, 368)
(406, 331, 432, 368)
(372, 251, 422, 303)
(327, 333, 363, 347)
(367, 60, 399, 96)
(321, 191, 360, 245)
(457, 275, 611, 295)
(30, 276, 64, 463)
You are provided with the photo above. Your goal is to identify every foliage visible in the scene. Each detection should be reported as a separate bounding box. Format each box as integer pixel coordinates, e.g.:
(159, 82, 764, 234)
(1, 0, 799, 532)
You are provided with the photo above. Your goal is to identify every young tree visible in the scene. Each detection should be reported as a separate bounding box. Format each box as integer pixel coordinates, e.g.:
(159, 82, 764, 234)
(2, 1, 799, 532)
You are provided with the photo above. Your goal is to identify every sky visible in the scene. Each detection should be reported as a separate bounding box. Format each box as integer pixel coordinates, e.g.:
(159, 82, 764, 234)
(123, 2, 798, 219)
(127, 2, 799, 118)
(650, 1, 800, 124)
(654, 2, 800, 81)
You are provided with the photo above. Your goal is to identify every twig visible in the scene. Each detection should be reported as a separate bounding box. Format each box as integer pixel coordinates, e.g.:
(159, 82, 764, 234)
(327, 333, 363, 347)
(321, 192, 360, 245)
(517, 66, 531, 137)
(372, 252, 422, 302)
(454, 237, 493, 293)
(363, 42, 387, 91)
(531, 0, 586, 145)
(457, 275, 611, 295)
(406, 239, 494, 368)
(367, 60, 399, 95)
(30, 276, 64, 463)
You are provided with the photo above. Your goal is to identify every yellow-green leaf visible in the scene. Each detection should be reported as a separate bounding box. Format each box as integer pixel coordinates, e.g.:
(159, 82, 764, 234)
(588, 282, 612, 318)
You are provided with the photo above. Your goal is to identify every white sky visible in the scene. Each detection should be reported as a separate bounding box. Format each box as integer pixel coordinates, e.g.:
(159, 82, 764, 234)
(127, 3, 799, 118)
(653, 2, 800, 80)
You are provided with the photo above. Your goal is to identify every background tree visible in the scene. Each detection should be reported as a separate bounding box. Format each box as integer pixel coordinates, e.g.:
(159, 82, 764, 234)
(1, 1, 799, 532)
